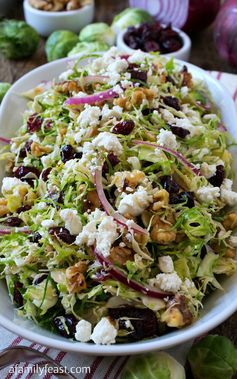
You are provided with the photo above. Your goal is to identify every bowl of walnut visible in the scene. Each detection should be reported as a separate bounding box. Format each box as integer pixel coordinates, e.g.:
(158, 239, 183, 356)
(23, 0, 94, 37)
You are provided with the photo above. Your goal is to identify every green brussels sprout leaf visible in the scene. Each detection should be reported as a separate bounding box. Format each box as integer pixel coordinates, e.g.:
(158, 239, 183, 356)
(79, 23, 115, 46)
(45, 30, 79, 62)
(0, 20, 40, 60)
(68, 41, 109, 57)
(112, 8, 153, 34)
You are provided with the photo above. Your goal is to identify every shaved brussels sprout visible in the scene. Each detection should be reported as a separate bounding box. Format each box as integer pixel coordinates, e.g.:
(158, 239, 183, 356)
(79, 22, 115, 46)
(68, 41, 109, 57)
(112, 8, 153, 34)
(0, 82, 11, 103)
(0, 20, 39, 59)
(121, 352, 186, 379)
(45, 30, 79, 62)
(188, 335, 237, 379)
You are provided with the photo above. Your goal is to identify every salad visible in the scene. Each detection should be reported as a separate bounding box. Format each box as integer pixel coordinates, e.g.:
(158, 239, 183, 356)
(0, 48, 236, 345)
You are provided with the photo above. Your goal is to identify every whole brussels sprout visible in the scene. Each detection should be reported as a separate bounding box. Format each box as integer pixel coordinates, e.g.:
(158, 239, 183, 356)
(68, 41, 109, 57)
(46, 30, 79, 62)
(0, 82, 11, 103)
(112, 8, 153, 34)
(0, 20, 40, 59)
(79, 23, 115, 46)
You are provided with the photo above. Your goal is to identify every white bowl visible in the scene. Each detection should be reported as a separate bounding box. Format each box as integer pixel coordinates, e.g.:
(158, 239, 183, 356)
(117, 26, 191, 61)
(23, 0, 94, 37)
(0, 56, 237, 355)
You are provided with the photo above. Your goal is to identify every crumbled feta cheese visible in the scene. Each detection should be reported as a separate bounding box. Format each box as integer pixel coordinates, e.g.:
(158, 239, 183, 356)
(75, 320, 92, 342)
(229, 236, 237, 247)
(200, 162, 217, 179)
(42, 219, 57, 228)
(41, 146, 60, 168)
(158, 256, 174, 273)
(77, 105, 101, 129)
(157, 128, 178, 150)
(180, 86, 188, 97)
(92, 132, 123, 156)
(90, 317, 117, 345)
(118, 188, 152, 217)
(75, 209, 118, 257)
(127, 156, 141, 170)
(196, 185, 220, 203)
(60, 208, 82, 235)
(96, 216, 119, 257)
(1, 177, 30, 196)
(59, 69, 73, 81)
(120, 79, 133, 89)
(113, 84, 124, 96)
(128, 50, 147, 64)
(107, 58, 128, 74)
(193, 148, 209, 160)
(155, 272, 182, 293)
(101, 104, 123, 121)
(220, 179, 237, 206)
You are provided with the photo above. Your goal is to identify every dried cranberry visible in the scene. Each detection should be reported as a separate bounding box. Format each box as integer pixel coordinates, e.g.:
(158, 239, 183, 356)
(41, 168, 52, 181)
(19, 141, 32, 159)
(161, 37, 182, 53)
(49, 227, 75, 244)
(73, 152, 83, 159)
(45, 120, 53, 129)
(144, 40, 160, 52)
(14, 165, 40, 179)
(61, 145, 75, 163)
(170, 191, 194, 208)
(108, 153, 119, 166)
(129, 69, 147, 83)
(13, 281, 23, 307)
(54, 314, 78, 338)
(29, 232, 42, 244)
(3, 217, 22, 227)
(27, 113, 42, 133)
(163, 96, 181, 111)
(208, 165, 225, 187)
(33, 274, 48, 285)
(109, 307, 158, 340)
(112, 120, 135, 135)
(102, 161, 109, 176)
(160, 176, 179, 194)
(17, 205, 31, 213)
(169, 125, 190, 138)
(200, 245, 207, 259)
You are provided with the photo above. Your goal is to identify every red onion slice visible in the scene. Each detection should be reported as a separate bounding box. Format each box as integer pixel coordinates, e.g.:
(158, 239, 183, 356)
(64, 88, 119, 106)
(133, 140, 201, 175)
(95, 249, 171, 299)
(0, 137, 11, 144)
(217, 123, 227, 132)
(94, 169, 148, 235)
(0, 227, 30, 235)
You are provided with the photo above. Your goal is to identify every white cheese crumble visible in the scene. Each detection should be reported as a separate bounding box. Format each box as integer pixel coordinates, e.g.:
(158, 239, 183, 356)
(118, 188, 152, 217)
(200, 162, 217, 179)
(107, 58, 128, 74)
(229, 236, 237, 247)
(90, 317, 117, 345)
(41, 219, 57, 228)
(60, 208, 82, 235)
(196, 186, 220, 203)
(74, 319, 92, 342)
(220, 179, 237, 206)
(157, 128, 178, 150)
(77, 105, 101, 129)
(75, 209, 118, 257)
(92, 132, 123, 156)
(101, 104, 123, 121)
(158, 256, 174, 273)
(41, 146, 60, 168)
(1, 177, 30, 196)
(127, 156, 141, 170)
(154, 272, 182, 293)
(128, 50, 147, 64)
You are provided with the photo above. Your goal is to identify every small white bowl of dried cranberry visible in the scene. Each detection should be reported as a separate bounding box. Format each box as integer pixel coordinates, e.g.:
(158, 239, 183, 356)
(117, 21, 191, 61)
